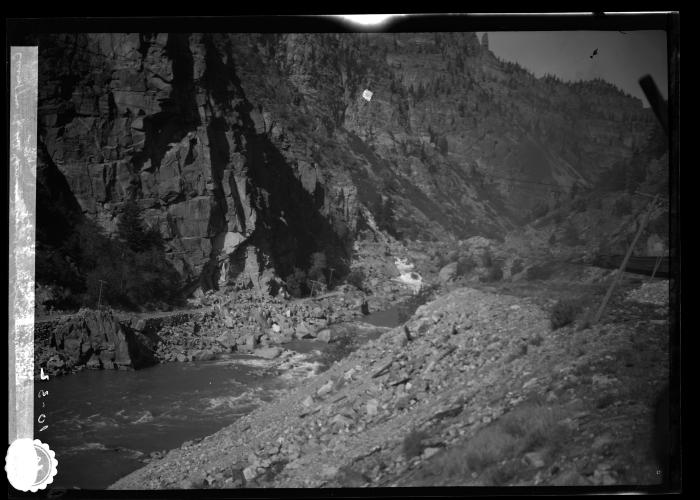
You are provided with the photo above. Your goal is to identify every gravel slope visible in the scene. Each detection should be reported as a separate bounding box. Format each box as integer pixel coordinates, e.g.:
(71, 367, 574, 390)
(110, 284, 669, 489)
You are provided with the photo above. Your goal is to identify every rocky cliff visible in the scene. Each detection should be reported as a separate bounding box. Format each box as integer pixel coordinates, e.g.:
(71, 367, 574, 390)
(34, 309, 159, 376)
(33, 32, 659, 302)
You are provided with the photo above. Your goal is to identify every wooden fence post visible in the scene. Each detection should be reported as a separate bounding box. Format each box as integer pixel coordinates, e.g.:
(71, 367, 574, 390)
(591, 195, 659, 325)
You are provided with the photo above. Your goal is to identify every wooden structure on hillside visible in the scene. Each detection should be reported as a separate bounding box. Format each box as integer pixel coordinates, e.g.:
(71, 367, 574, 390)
(593, 254, 669, 278)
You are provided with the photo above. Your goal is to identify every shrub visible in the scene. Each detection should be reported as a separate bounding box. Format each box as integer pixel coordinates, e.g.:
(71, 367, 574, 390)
(346, 268, 366, 291)
(480, 263, 503, 283)
(498, 403, 569, 453)
(117, 199, 150, 251)
(416, 403, 571, 486)
(285, 267, 308, 298)
(35, 200, 182, 311)
(550, 298, 581, 330)
(482, 249, 493, 268)
(307, 251, 327, 283)
(510, 259, 524, 276)
(83, 243, 181, 309)
(456, 255, 477, 277)
(525, 263, 555, 281)
(561, 223, 582, 246)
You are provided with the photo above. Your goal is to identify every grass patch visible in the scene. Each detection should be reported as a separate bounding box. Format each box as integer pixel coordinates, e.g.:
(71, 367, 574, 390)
(417, 403, 571, 486)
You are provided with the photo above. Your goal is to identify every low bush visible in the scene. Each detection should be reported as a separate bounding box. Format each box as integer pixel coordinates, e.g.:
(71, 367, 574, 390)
(456, 255, 477, 277)
(346, 268, 366, 291)
(480, 264, 503, 283)
(550, 298, 581, 330)
(36, 207, 182, 311)
(561, 223, 583, 246)
(510, 259, 524, 276)
(420, 403, 571, 485)
(525, 262, 555, 281)
(285, 267, 309, 298)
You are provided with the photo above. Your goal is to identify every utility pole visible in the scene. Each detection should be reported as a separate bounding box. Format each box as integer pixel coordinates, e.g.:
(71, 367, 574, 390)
(591, 195, 659, 325)
(649, 255, 664, 282)
(97, 279, 108, 309)
(327, 267, 335, 289)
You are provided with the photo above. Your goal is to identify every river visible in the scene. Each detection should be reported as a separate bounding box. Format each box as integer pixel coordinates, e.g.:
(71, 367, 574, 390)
(33, 304, 414, 489)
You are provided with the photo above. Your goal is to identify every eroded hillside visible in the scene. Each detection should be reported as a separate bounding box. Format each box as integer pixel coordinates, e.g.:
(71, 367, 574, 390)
(32, 32, 661, 310)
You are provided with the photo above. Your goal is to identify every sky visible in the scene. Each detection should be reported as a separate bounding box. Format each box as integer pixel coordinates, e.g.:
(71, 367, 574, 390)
(476, 31, 668, 108)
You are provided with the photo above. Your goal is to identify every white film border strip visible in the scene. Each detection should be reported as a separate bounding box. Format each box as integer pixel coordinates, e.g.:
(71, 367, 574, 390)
(9, 47, 38, 444)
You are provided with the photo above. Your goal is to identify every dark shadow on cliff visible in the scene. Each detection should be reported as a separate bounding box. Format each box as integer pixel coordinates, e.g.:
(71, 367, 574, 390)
(134, 33, 202, 172)
(35, 143, 184, 312)
(201, 34, 354, 290)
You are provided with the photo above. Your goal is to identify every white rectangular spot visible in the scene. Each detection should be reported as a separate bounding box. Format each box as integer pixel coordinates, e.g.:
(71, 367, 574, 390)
(362, 89, 373, 101)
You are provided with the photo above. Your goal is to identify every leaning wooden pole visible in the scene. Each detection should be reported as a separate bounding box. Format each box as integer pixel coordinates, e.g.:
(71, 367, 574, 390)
(649, 255, 663, 282)
(592, 195, 659, 325)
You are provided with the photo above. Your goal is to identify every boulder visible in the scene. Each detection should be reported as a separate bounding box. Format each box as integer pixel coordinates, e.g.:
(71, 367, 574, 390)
(216, 331, 238, 349)
(195, 349, 216, 361)
(242, 466, 257, 482)
(253, 347, 282, 359)
(318, 322, 390, 344)
(366, 398, 379, 417)
(316, 328, 335, 343)
(239, 334, 257, 353)
(294, 323, 314, 339)
(439, 262, 459, 283)
(49, 309, 157, 371)
(317, 380, 333, 397)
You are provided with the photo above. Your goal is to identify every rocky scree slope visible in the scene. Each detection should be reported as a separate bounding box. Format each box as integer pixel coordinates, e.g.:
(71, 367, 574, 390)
(110, 283, 668, 489)
(33, 32, 658, 301)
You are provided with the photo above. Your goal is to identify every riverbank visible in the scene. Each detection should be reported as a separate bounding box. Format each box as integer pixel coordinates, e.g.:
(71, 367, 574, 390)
(34, 282, 425, 380)
(35, 313, 397, 489)
(110, 281, 669, 489)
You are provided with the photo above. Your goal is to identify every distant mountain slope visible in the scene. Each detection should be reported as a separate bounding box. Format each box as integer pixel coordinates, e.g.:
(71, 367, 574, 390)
(31, 32, 660, 303)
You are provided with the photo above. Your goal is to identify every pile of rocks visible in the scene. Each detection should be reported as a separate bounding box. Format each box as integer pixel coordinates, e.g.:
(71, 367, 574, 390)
(34, 308, 158, 379)
(625, 280, 669, 306)
(111, 283, 669, 489)
(34, 277, 420, 377)
(142, 284, 412, 364)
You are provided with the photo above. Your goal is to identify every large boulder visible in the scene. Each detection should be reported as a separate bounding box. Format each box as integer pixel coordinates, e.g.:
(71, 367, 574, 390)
(49, 309, 157, 370)
(317, 322, 391, 344)
(438, 262, 458, 283)
(253, 346, 282, 359)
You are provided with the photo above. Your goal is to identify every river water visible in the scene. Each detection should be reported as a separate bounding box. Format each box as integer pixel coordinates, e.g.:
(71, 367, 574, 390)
(34, 305, 410, 489)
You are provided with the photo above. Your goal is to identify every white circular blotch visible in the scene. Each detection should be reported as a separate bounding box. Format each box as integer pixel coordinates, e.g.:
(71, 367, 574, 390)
(362, 89, 374, 102)
(5, 438, 58, 492)
(338, 14, 399, 26)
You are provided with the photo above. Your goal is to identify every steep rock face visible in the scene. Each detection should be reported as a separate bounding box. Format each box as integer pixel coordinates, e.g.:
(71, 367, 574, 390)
(36, 33, 356, 291)
(35, 32, 658, 293)
(222, 32, 656, 238)
(44, 309, 157, 371)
